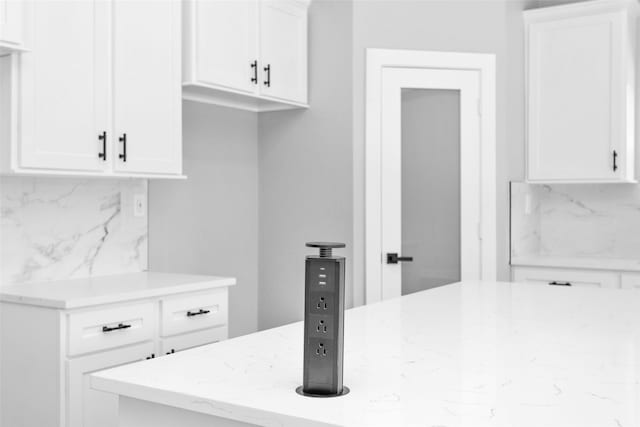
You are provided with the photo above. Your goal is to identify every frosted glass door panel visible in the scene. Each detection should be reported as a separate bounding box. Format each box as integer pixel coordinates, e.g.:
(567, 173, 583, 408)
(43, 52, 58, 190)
(401, 89, 461, 296)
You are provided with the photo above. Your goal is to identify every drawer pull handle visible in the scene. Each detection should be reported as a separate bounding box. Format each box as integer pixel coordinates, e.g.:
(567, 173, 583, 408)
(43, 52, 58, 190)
(166, 349, 175, 355)
(549, 281, 572, 287)
(102, 323, 132, 333)
(186, 309, 210, 317)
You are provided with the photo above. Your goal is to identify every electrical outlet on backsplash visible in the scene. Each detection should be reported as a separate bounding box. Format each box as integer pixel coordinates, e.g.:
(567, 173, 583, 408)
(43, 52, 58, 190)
(510, 182, 640, 261)
(0, 176, 148, 285)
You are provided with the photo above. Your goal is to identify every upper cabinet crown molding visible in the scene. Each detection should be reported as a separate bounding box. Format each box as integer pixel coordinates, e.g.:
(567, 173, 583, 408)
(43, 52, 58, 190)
(0, 0, 27, 55)
(524, 0, 638, 183)
(0, 0, 184, 179)
(182, 0, 311, 112)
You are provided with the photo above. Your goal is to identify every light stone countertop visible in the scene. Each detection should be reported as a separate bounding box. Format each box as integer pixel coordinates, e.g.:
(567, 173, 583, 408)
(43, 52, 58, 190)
(91, 281, 640, 427)
(0, 272, 236, 309)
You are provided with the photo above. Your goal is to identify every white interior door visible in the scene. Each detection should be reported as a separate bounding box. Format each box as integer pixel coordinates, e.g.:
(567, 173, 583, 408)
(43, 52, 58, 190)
(113, 0, 181, 175)
(380, 67, 481, 299)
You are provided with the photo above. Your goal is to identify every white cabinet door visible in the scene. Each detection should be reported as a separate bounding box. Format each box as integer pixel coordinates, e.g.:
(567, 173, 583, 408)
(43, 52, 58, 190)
(512, 267, 620, 289)
(67, 342, 154, 427)
(113, 0, 182, 175)
(184, 0, 258, 94)
(259, 0, 307, 104)
(526, 6, 634, 182)
(0, 0, 23, 48)
(18, 0, 109, 172)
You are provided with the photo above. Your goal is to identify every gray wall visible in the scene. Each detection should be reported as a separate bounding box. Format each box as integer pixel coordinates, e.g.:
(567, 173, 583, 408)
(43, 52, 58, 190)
(257, 0, 353, 330)
(149, 102, 258, 337)
(148, 0, 551, 333)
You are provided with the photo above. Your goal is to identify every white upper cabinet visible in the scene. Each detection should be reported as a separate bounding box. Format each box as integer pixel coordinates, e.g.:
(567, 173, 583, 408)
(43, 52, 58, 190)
(16, 0, 109, 173)
(525, 0, 637, 183)
(0, 0, 183, 178)
(183, 0, 310, 112)
(183, 0, 258, 95)
(113, 0, 182, 175)
(0, 0, 25, 54)
(258, 0, 308, 104)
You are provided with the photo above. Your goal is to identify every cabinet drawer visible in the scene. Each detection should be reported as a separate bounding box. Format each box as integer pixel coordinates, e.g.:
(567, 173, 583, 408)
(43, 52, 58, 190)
(67, 302, 155, 356)
(160, 327, 227, 355)
(512, 267, 619, 289)
(160, 289, 227, 337)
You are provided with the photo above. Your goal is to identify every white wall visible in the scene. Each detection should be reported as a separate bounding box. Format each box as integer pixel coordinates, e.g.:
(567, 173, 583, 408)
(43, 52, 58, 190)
(257, 0, 353, 330)
(149, 101, 259, 337)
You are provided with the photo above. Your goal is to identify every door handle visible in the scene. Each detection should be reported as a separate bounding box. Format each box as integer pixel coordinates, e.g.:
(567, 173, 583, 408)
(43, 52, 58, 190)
(613, 150, 618, 172)
(119, 133, 127, 162)
(386, 253, 414, 264)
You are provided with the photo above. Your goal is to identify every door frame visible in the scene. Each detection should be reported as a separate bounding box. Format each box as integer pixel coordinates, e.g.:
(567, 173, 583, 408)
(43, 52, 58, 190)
(365, 48, 496, 304)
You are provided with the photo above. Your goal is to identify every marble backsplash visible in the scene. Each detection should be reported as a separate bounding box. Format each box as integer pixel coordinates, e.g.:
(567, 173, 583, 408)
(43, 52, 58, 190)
(0, 177, 148, 285)
(511, 182, 640, 260)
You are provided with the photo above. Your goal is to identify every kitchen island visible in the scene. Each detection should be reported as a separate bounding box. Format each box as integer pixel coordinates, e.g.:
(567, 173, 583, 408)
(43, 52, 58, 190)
(91, 280, 640, 427)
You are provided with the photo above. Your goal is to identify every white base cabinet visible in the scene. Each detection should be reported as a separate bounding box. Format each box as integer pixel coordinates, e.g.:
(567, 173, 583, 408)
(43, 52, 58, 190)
(524, 0, 637, 183)
(0, 285, 230, 427)
(182, 0, 310, 112)
(512, 266, 620, 288)
(512, 265, 640, 290)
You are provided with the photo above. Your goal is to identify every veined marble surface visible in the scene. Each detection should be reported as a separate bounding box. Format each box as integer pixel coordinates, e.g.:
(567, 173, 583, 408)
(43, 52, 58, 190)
(92, 281, 640, 427)
(0, 177, 147, 285)
(511, 182, 640, 260)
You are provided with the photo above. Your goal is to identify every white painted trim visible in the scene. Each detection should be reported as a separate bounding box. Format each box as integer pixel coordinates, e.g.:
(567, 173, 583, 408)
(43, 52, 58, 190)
(364, 48, 497, 304)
